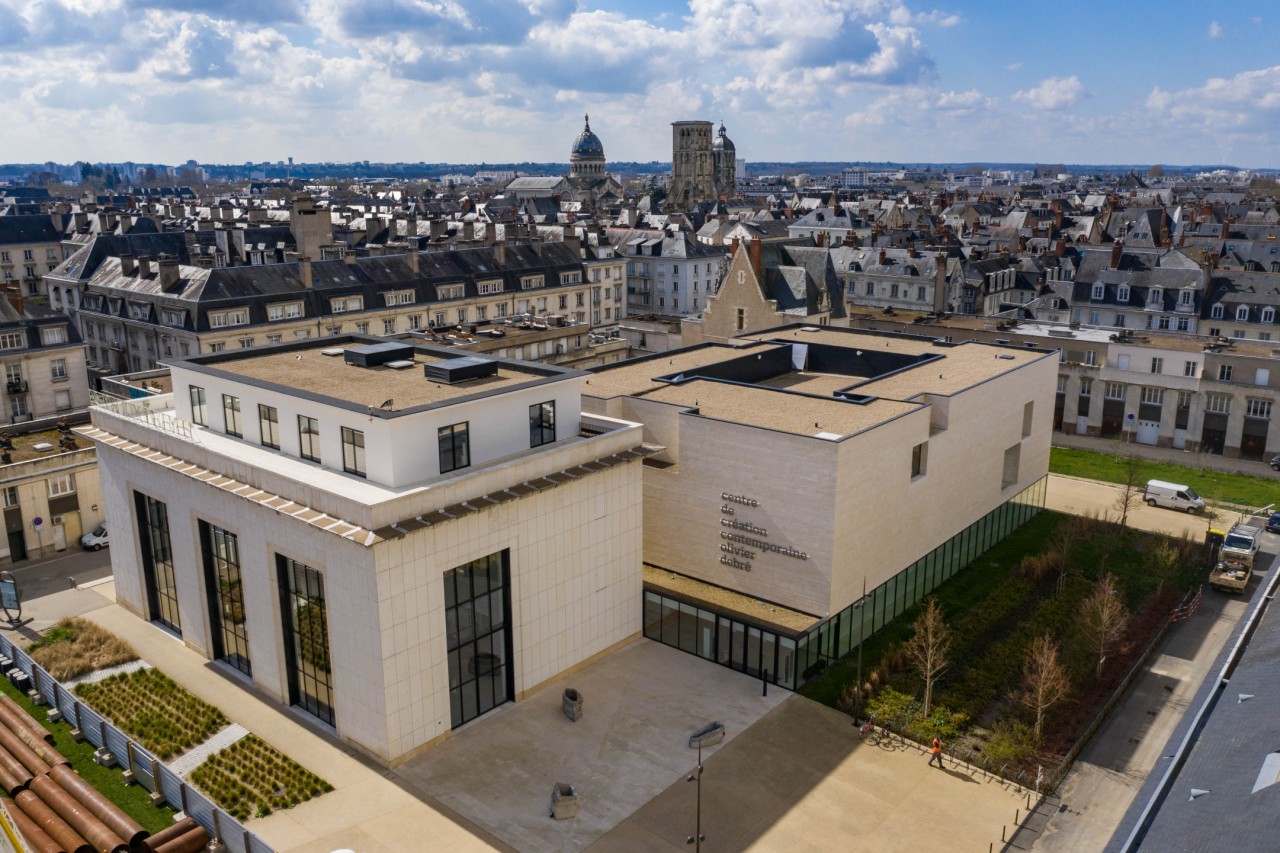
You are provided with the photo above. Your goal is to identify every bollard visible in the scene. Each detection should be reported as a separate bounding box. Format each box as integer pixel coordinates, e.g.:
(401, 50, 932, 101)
(1002, 825, 1006, 843)
(1015, 809, 1020, 824)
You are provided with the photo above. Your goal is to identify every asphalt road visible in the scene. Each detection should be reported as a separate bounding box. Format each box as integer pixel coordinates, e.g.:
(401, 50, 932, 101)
(4, 546, 113, 605)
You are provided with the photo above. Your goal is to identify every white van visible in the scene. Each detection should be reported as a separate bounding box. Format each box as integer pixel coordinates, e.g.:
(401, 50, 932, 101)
(1143, 480, 1205, 513)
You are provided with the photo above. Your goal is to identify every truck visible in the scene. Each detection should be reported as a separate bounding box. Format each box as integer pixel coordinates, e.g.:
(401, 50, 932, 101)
(1208, 523, 1262, 593)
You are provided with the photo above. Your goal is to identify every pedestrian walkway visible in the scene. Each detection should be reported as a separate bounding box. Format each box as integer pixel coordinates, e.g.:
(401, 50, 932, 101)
(1053, 432, 1280, 479)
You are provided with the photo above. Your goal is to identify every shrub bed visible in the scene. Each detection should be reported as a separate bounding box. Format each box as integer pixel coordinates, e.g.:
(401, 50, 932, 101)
(29, 618, 139, 681)
(74, 669, 228, 760)
(809, 510, 1202, 784)
(189, 735, 333, 821)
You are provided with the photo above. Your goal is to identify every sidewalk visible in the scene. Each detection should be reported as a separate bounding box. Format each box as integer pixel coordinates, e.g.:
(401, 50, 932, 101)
(1023, 474, 1261, 852)
(1053, 431, 1280, 479)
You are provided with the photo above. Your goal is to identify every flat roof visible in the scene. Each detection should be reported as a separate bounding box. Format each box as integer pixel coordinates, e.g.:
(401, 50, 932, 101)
(852, 340, 1045, 399)
(181, 338, 572, 413)
(638, 379, 921, 438)
(583, 341, 773, 398)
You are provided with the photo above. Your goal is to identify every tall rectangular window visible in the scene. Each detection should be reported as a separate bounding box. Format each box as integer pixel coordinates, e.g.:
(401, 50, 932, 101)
(445, 551, 512, 728)
(258, 404, 279, 449)
(439, 422, 470, 473)
(341, 427, 366, 478)
(135, 492, 181, 635)
(190, 386, 207, 425)
(201, 523, 250, 677)
(911, 442, 927, 478)
(222, 394, 241, 437)
(277, 556, 334, 726)
(529, 401, 555, 447)
(298, 416, 320, 462)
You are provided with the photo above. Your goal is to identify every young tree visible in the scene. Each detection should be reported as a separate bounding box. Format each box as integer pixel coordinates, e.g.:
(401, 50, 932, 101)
(903, 597, 952, 715)
(1016, 634, 1071, 743)
(1113, 451, 1144, 528)
(1081, 572, 1129, 678)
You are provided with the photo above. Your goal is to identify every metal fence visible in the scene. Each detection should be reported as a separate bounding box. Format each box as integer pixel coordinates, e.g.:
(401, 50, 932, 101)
(0, 635, 275, 853)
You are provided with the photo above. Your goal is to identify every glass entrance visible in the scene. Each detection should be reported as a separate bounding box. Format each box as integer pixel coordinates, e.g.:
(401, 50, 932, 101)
(445, 551, 512, 729)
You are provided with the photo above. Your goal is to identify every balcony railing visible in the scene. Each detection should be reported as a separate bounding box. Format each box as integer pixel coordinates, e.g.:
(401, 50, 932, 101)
(5, 380, 27, 394)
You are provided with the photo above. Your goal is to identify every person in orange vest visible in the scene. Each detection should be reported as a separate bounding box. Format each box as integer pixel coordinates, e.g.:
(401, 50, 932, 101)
(928, 735, 944, 768)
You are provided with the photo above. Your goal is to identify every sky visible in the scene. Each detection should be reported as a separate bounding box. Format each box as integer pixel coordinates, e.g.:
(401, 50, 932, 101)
(2, 0, 1279, 169)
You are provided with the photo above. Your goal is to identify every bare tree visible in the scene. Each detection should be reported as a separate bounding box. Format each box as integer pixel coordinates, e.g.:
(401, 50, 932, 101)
(1110, 450, 1144, 528)
(1016, 634, 1072, 743)
(903, 597, 952, 715)
(1081, 572, 1129, 678)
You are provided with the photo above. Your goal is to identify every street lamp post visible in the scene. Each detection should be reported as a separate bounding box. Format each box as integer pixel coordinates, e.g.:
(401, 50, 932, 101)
(687, 742, 706, 851)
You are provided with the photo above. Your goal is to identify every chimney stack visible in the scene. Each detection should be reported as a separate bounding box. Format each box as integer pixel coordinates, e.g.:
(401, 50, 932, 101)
(138, 256, 152, 277)
(298, 256, 313, 288)
(933, 253, 948, 315)
(157, 255, 179, 290)
(1110, 240, 1123, 268)
(1055, 237, 1067, 257)
(730, 236, 740, 258)
(120, 253, 136, 275)
(407, 249, 419, 274)
(748, 238, 762, 279)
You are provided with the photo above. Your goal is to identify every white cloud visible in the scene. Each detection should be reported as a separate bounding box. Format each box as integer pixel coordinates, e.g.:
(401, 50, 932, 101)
(1207, 20, 1223, 38)
(1012, 75, 1086, 110)
(1006, 62, 1022, 72)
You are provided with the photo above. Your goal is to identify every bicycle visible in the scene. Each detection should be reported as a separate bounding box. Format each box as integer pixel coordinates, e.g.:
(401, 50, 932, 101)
(858, 713, 879, 744)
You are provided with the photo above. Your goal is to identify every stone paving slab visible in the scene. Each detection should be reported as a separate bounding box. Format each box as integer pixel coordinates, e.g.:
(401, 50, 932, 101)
(393, 639, 786, 852)
(167, 722, 250, 777)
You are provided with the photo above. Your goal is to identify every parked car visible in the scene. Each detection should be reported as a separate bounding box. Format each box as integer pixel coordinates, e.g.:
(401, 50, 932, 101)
(81, 522, 108, 551)
(1267, 512, 1280, 534)
(1270, 454, 1280, 471)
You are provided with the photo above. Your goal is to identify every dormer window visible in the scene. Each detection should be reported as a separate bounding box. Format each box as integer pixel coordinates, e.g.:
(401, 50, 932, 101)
(1265, 307, 1276, 324)
(1091, 284, 1104, 300)
(1211, 303, 1224, 319)
(1117, 285, 1129, 303)
(1148, 288, 1162, 305)
(329, 296, 362, 314)
(208, 308, 249, 328)
(1180, 289, 1193, 305)
(436, 284, 465, 300)
(1236, 305, 1250, 322)
(161, 309, 186, 328)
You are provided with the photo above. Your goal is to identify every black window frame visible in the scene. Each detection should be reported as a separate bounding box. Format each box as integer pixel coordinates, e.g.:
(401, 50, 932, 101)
(298, 415, 320, 463)
(222, 394, 242, 437)
(258, 404, 279, 449)
(341, 426, 366, 478)
(190, 385, 207, 426)
(277, 556, 335, 726)
(438, 422, 470, 474)
(529, 401, 555, 447)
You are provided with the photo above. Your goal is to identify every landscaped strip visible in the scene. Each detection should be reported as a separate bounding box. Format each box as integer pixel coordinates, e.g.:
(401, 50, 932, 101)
(802, 510, 1202, 782)
(1050, 446, 1279, 510)
(190, 734, 333, 821)
(74, 669, 228, 760)
(28, 617, 139, 682)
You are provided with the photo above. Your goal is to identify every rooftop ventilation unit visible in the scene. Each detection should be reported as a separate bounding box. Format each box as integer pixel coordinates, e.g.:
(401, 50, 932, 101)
(344, 342, 415, 367)
(321, 348, 344, 356)
(425, 356, 499, 384)
(385, 360, 415, 370)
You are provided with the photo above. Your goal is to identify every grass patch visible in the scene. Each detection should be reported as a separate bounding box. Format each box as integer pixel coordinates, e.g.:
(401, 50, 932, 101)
(0, 669, 174, 833)
(75, 669, 228, 761)
(1050, 446, 1278, 510)
(190, 734, 333, 822)
(29, 618, 138, 681)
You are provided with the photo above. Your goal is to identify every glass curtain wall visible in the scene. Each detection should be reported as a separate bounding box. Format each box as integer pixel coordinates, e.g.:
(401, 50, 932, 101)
(643, 476, 1046, 690)
(201, 522, 251, 677)
(277, 556, 335, 725)
(445, 551, 512, 728)
(134, 491, 181, 635)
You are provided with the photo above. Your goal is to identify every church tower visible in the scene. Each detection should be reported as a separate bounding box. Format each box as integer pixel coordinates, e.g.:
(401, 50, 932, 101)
(668, 120, 715, 210)
(712, 123, 736, 200)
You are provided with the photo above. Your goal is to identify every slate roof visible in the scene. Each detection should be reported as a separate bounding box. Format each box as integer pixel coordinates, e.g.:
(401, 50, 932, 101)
(0, 214, 65, 245)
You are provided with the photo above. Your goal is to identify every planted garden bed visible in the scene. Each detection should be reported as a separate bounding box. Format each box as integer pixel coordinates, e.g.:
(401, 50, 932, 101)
(804, 510, 1203, 784)
(189, 735, 332, 821)
(28, 618, 138, 681)
(74, 669, 228, 760)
